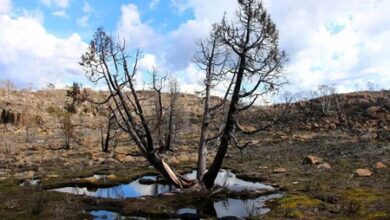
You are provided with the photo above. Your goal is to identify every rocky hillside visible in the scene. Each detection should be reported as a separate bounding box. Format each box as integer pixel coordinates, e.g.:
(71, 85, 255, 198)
(1, 89, 390, 135)
(248, 90, 390, 141)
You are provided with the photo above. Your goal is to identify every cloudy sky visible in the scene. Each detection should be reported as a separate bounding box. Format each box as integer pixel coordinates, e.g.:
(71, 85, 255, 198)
(0, 0, 389, 96)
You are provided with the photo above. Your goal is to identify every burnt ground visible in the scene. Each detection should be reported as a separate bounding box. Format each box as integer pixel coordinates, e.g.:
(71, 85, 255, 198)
(0, 90, 390, 219)
(0, 129, 389, 220)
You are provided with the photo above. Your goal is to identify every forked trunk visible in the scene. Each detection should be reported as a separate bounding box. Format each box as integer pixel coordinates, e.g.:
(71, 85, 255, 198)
(202, 55, 245, 189)
(145, 151, 194, 188)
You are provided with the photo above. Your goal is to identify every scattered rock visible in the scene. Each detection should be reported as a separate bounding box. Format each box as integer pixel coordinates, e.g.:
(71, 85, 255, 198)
(15, 170, 35, 180)
(365, 106, 381, 118)
(113, 153, 135, 163)
(273, 168, 287, 173)
(355, 168, 372, 177)
(304, 155, 323, 165)
(47, 174, 59, 178)
(375, 162, 387, 169)
(106, 174, 117, 180)
(177, 154, 190, 162)
(359, 132, 377, 141)
(316, 162, 331, 169)
(80, 176, 99, 184)
(170, 157, 179, 165)
(293, 134, 313, 141)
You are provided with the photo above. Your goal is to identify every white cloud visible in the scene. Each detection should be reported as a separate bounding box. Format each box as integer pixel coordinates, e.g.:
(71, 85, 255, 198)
(138, 53, 157, 72)
(0, 0, 12, 14)
(149, 0, 161, 10)
(76, 15, 88, 27)
(75, 2, 93, 27)
(117, 0, 390, 95)
(116, 4, 160, 49)
(0, 14, 87, 88)
(53, 10, 69, 19)
(260, 0, 390, 93)
(164, 19, 211, 70)
(168, 0, 390, 94)
(82, 2, 92, 14)
(40, 0, 70, 8)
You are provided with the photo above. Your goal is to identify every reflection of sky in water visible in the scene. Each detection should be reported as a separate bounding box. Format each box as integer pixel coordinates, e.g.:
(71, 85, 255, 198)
(213, 193, 283, 218)
(51, 170, 273, 199)
(79, 170, 282, 219)
(51, 176, 174, 199)
(184, 170, 274, 191)
(90, 194, 284, 220)
(90, 210, 147, 220)
(90, 210, 119, 220)
(19, 178, 40, 186)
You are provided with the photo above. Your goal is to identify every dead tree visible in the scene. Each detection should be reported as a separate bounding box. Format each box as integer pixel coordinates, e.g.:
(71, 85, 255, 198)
(100, 113, 121, 152)
(80, 28, 193, 188)
(201, 0, 286, 189)
(81, 0, 286, 190)
(194, 26, 232, 181)
(0, 79, 17, 102)
(164, 75, 179, 151)
(151, 69, 165, 150)
(317, 84, 336, 116)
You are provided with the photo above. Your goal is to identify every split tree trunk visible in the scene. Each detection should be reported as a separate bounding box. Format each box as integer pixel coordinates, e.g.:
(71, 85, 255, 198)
(202, 55, 246, 189)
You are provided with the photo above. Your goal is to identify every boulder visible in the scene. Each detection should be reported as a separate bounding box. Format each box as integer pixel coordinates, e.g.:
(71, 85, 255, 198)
(317, 162, 331, 169)
(355, 168, 372, 177)
(304, 155, 323, 165)
(359, 133, 377, 141)
(273, 167, 287, 173)
(375, 162, 387, 169)
(80, 176, 99, 184)
(106, 174, 117, 181)
(14, 170, 35, 180)
(293, 134, 313, 141)
(177, 154, 190, 162)
(114, 153, 135, 163)
(170, 157, 180, 165)
(47, 174, 59, 178)
(365, 106, 381, 118)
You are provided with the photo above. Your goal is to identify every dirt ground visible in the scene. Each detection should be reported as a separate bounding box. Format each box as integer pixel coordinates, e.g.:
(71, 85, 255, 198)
(0, 126, 389, 219)
(0, 90, 389, 219)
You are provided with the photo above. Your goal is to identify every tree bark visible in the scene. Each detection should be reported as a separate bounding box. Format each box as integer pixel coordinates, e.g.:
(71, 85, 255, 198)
(202, 55, 246, 189)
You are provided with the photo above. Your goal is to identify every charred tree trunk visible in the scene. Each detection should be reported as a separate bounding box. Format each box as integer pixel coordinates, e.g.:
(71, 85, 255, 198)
(164, 76, 179, 151)
(81, 30, 193, 188)
(152, 69, 165, 150)
(197, 83, 211, 180)
(202, 55, 245, 189)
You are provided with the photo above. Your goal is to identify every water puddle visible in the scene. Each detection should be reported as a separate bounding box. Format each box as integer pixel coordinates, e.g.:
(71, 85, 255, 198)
(88, 193, 283, 220)
(49, 170, 282, 219)
(176, 193, 283, 218)
(50, 170, 273, 199)
(50, 174, 175, 199)
(185, 170, 273, 192)
(19, 178, 40, 186)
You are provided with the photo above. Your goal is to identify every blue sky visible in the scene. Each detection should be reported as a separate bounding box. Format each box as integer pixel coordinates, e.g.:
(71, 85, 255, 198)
(1, 0, 390, 99)
(10, 0, 194, 40)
